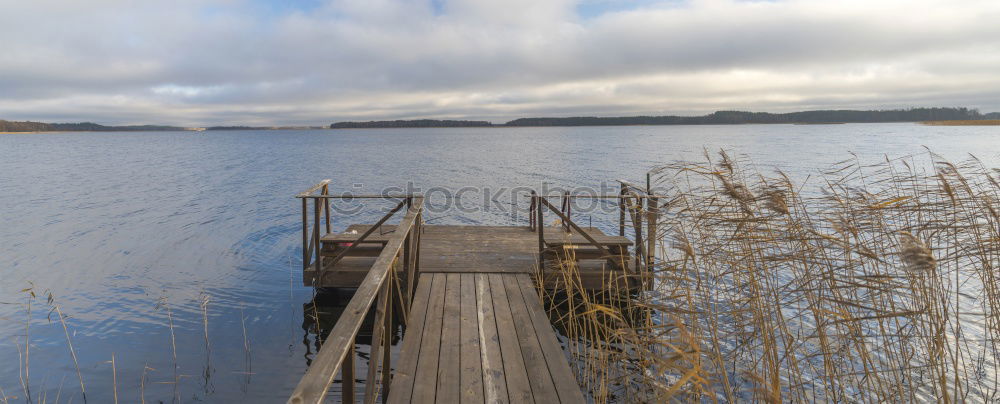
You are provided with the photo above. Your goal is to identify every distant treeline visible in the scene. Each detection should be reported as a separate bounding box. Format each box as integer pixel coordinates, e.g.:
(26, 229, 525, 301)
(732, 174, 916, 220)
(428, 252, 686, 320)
(206, 126, 325, 130)
(331, 107, 997, 128)
(330, 119, 493, 129)
(1, 119, 184, 132)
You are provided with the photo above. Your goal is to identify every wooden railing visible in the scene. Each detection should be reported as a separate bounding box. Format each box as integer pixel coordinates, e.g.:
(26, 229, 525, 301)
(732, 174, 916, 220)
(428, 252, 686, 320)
(531, 191, 612, 270)
(299, 180, 332, 278)
(526, 176, 662, 275)
(618, 176, 660, 274)
(291, 182, 424, 404)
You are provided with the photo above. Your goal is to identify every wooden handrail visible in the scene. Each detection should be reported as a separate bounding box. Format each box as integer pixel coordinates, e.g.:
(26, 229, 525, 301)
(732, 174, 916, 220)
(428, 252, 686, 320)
(297, 194, 423, 199)
(616, 179, 647, 194)
(289, 199, 424, 404)
(298, 179, 333, 197)
(535, 196, 612, 258)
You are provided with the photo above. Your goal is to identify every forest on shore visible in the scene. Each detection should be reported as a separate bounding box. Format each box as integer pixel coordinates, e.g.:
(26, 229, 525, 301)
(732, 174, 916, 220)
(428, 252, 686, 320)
(331, 107, 1000, 128)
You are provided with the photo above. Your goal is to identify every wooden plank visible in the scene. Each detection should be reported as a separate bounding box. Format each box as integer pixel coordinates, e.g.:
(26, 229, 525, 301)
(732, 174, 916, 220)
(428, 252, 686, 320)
(386, 273, 434, 403)
(436, 274, 462, 403)
(411, 274, 447, 402)
(475, 274, 509, 404)
(501, 275, 559, 404)
(460, 274, 485, 404)
(515, 276, 586, 403)
(488, 274, 534, 403)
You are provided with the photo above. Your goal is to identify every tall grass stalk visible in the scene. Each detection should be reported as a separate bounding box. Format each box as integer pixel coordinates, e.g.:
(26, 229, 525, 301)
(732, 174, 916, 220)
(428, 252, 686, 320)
(110, 353, 118, 404)
(52, 305, 86, 402)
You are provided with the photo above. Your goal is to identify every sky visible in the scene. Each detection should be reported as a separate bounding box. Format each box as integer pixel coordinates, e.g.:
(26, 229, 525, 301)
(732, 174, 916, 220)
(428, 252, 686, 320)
(1, 0, 999, 126)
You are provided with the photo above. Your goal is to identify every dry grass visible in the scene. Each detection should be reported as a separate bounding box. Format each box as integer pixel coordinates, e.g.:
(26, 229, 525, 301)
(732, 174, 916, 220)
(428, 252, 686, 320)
(538, 150, 1000, 402)
(922, 120, 1000, 126)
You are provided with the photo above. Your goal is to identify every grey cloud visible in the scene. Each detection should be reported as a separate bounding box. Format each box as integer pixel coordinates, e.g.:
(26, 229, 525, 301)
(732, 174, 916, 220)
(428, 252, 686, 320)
(1, 0, 999, 125)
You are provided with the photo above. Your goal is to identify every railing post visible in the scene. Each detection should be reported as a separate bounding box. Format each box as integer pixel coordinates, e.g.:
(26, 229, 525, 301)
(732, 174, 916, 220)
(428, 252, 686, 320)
(563, 191, 571, 232)
(619, 184, 626, 237)
(342, 347, 354, 402)
(381, 278, 392, 404)
(633, 196, 642, 273)
(322, 184, 331, 235)
(646, 173, 656, 273)
(529, 195, 536, 231)
(535, 192, 545, 270)
(403, 231, 411, 303)
(314, 198, 322, 277)
(303, 197, 309, 271)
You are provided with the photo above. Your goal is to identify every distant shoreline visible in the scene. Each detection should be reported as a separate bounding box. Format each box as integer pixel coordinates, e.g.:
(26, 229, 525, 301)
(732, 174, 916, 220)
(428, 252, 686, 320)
(921, 120, 1000, 126)
(329, 108, 999, 129)
(5, 121, 1000, 134)
(5, 108, 999, 132)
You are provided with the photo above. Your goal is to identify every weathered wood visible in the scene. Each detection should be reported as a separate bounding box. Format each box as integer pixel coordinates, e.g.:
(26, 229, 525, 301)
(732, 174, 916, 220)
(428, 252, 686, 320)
(474, 274, 509, 404)
(322, 183, 331, 235)
(536, 197, 612, 258)
(459, 274, 485, 404)
(314, 198, 322, 276)
(363, 279, 389, 403)
(297, 179, 332, 198)
(619, 184, 626, 237)
(412, 274, 446, 402)
(343, 345, 355, 403)
(303, 197, 310, 270)
(326, 200, 407, 268)
(488, 274, 534, 403)
(436, 274, 462, 403)
(310, 225, 638, 289)
(514, 276, 586, 402)
(288, 199, 423, 404)
(385, 273, 434, 404)
(381, 277, 392, 404)
(501, 275, 559, 403)
(537, 195, 545, 270)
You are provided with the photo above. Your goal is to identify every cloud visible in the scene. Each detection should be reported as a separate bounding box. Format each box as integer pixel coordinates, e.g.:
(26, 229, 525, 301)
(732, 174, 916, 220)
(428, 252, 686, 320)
(1, 0, 999, 125)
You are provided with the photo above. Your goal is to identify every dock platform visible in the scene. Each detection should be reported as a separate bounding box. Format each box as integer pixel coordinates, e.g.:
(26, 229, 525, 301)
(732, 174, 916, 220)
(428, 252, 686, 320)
(306, 224, 636, 291)
(288, 180, 659, 403)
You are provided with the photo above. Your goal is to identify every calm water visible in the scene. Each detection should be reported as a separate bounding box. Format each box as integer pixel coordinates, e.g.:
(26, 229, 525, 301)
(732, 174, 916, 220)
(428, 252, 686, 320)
(1, 124, 998, 402)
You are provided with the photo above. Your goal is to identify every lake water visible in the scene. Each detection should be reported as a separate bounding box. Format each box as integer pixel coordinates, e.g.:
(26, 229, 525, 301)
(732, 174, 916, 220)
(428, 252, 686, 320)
(1, 123, 998, 402)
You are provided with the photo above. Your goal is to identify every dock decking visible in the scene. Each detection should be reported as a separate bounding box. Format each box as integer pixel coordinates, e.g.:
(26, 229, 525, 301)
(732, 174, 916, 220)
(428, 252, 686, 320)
(388, 273, 584, 403)
(290, 181, 659, 403)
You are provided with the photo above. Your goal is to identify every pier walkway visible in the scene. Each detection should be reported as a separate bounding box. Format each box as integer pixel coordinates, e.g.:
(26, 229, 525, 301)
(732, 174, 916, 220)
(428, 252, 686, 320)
(388, 272, 583, 403)
(288, 180, 659, 403)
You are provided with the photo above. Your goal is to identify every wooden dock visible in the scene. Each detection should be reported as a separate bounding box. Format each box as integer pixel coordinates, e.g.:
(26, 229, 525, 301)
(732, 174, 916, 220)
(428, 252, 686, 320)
(288, 180, 659, 403)
(306, 224, 636, 291)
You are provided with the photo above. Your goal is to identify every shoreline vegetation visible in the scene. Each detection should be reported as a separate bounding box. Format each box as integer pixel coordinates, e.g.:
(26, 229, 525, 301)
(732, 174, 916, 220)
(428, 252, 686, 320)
(331, 107, 1000, 128)
(543, 150, 1000, 401)
(4, 107, 1000, 133)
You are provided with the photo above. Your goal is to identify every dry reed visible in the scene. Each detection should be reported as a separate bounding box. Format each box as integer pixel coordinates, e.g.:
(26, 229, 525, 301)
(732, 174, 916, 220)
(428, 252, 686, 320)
(538, 150, 1000, 402)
